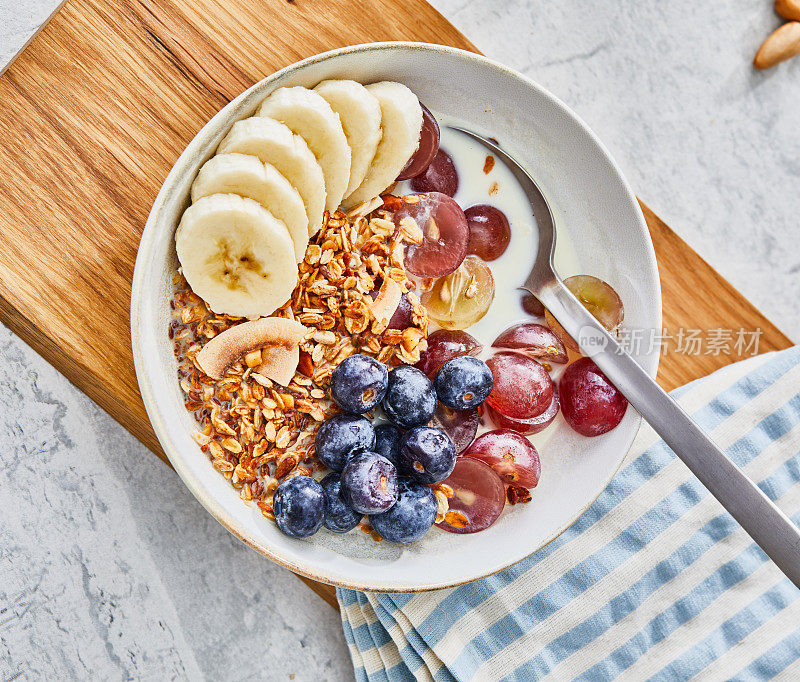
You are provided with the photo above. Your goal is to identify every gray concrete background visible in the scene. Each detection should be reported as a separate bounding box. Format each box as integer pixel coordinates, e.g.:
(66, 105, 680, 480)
(1, 1, 798, 679)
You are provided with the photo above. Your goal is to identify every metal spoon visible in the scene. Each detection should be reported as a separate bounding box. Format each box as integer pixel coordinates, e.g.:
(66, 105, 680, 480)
(450, 125, 800, 588)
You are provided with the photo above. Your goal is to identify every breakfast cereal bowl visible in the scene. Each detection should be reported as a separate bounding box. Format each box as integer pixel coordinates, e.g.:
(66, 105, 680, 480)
(131, 42, 661, 591)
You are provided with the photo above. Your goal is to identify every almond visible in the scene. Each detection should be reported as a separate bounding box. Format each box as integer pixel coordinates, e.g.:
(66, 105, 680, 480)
(297, 350, 314, 377)
(776, 0, 800, 22)
(754, 22, 800, 69)
(244, 349, 262, 368)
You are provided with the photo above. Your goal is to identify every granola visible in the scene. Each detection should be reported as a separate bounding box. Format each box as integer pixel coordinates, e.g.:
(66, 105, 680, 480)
(170, 205, 429, 520)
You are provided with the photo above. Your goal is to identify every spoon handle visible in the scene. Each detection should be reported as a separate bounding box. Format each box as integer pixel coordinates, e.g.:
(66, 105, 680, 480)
(538, 280, 800, 589)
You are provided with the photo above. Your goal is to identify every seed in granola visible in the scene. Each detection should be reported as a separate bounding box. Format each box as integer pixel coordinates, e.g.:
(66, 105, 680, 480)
(312, 330, 337, 345)
(376, 346, 396, 364)
(244, 349, 262, 368)
(297, 350, 314, 377)
(234, 463, 256, 483)
(398, 216, 424, 244)
(369, 217, 395, 237)
(221, 437, 243, 454)
(434, 490, 449, 524)
(506, 485, 532, 505)
(192, 430, 213, 446)
(275, 425, 293, 449)
(443, 510, 469, 528)
(305, 244, 322, 264)
(275, 451, 300, 478)
(212, 458, 235, 474)
(401, 327, 425, 353)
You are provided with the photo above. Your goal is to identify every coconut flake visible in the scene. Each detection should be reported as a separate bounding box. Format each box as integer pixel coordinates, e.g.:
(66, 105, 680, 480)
(255, 345, 300, 387)
(369, 277, 402, 334)
(196, 317, 308, 380)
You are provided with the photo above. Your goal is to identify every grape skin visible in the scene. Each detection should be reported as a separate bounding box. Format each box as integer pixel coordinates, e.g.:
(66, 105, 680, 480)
(560, 358, 628, 437)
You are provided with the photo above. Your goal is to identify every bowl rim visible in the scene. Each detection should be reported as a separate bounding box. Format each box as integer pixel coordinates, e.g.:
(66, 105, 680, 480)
(131, 40, 662, 592)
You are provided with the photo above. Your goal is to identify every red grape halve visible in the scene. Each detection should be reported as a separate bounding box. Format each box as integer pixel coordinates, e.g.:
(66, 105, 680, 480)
(560, 357, 628, 437)
(492, 323, 568, 364)
(430, 403, 479, 453)
(486, 392, 560, 436)
(465, 204, 511, 261)
(436, 457, 506, 534)
(410, 149, 459, 196)
(393, 192, 469, 278)
(463, 429, 541, 488)
(396, 103, 440, 180)
(486, 352, 554, 420)
(416, 329, 482, 378)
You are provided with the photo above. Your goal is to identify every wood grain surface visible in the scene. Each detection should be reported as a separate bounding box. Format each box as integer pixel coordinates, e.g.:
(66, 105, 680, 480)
(0, 0, 791, 609)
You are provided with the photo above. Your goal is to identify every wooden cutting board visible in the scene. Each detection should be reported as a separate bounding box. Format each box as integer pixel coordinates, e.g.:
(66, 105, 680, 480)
(0, 0, 791, 608)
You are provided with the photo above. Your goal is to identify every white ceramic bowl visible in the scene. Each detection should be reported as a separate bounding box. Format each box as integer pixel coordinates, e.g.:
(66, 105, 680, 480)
(131, 42, 661, 591)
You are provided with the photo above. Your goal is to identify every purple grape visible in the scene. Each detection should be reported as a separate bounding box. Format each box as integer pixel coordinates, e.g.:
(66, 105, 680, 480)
(396, 103, 440, 180)
(410, 149, 459, 196)
(430, 404, 479, 453)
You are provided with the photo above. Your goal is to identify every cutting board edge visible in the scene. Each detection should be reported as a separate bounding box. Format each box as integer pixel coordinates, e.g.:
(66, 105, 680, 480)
(0, 293, 169, 461)
(0, 0, 67, 77)
(639, 199, 793, 346)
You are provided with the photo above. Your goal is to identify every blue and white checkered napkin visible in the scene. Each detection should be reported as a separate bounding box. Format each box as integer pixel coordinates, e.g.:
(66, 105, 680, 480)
(337, 346, 800, 681)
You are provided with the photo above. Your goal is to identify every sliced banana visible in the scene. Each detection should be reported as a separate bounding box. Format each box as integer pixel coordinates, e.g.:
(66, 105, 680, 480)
(217, 117, 326, 236)
(314, 80, 382, 200)
(190, 153, 309, 262)
(176, 193, 297, 319)
(343, 82, 423, 210)
(258, 86, 351, 212)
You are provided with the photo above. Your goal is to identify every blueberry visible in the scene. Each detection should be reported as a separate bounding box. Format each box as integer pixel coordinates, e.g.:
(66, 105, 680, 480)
(370, 479, 437, 544)
(399, 426, 457, 484)
(340, 451, 399, 514)
(315, 414, 376, 472)
(434, 356, 493, 410)
(320, 473, 363, 533)
(273, 476, 325, 538)
(373, 423, 403, 466)
(383, 365, 437, 428)
(330, 354, 388, 413)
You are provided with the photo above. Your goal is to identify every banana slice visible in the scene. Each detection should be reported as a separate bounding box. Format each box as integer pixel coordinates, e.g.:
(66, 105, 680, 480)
(258, 86, 351, 212)
(176, 194, 297, 319)
(190, 153, 309, 262)
(217, 117, 325, 236)
(343, 82, 423, 210)
(314, 80, 382, 200)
